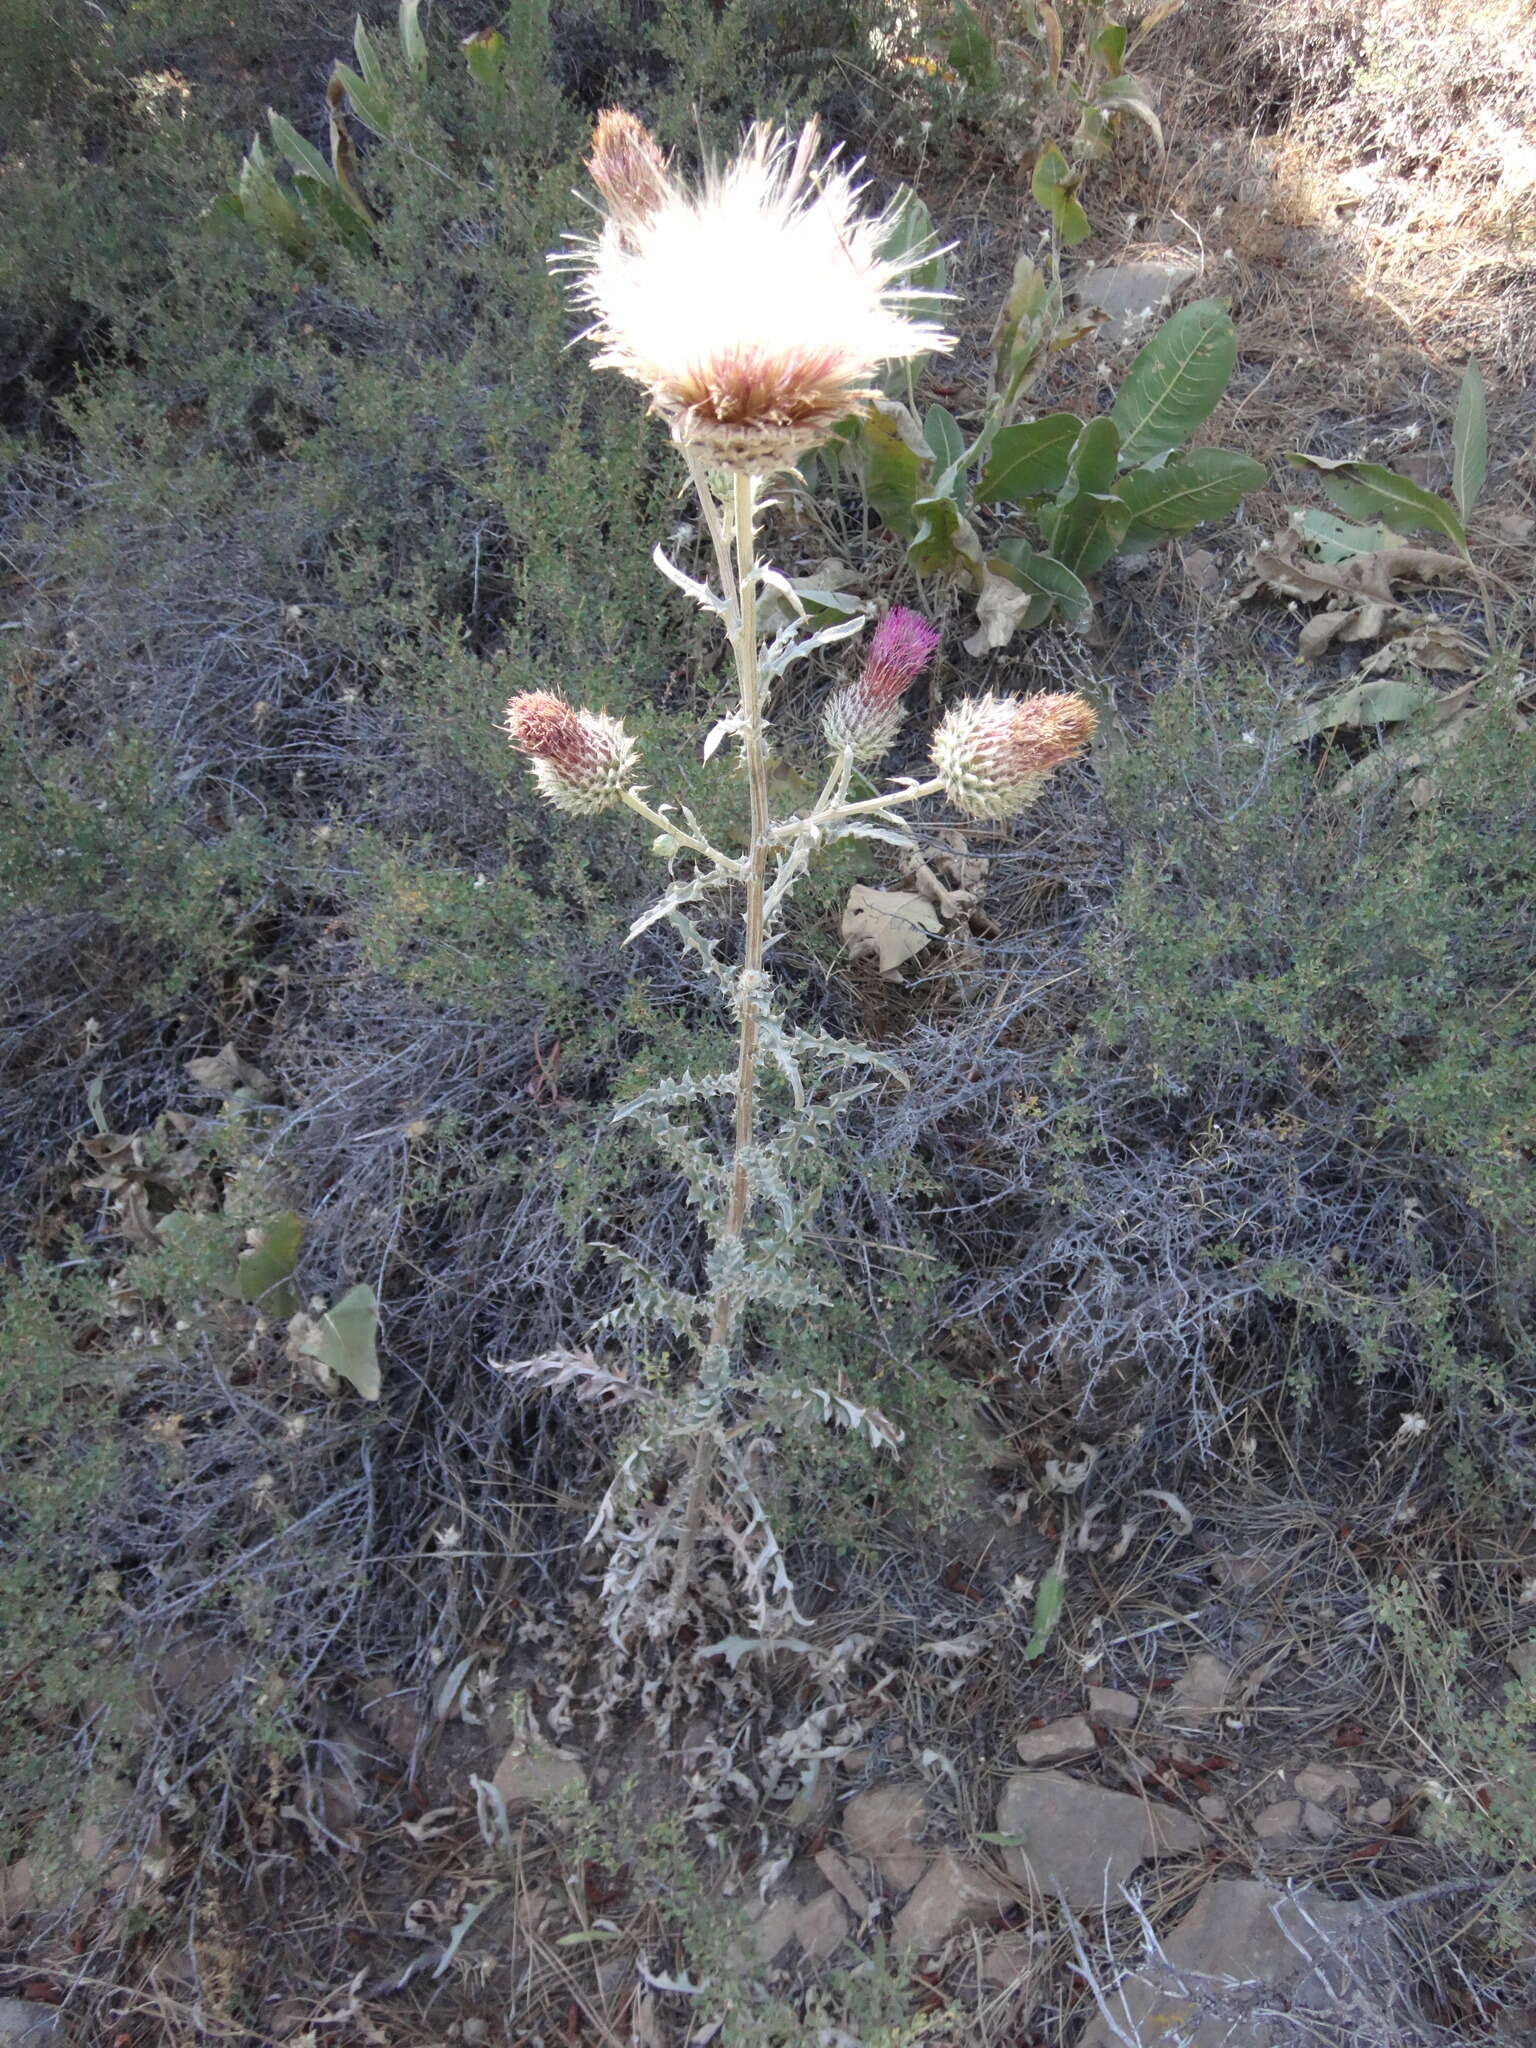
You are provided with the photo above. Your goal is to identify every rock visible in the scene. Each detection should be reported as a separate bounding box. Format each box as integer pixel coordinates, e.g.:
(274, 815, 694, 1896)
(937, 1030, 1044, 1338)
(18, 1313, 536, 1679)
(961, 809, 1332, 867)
(1016, 1715, 1096, 1767)
(1294, 1764, 1360, 1808)
(1074, 257, 1198, 345)
(491, 1726, 585, 1810)
(794, 1890, 850, 1962)
(1168, 1653, 1232, 1719)
(1087, 1686, 1139, 1731)
(892, 1851, 1014, 1954)
(1302, 1800, 1339, 1842)
(747, 1893, 801, 1965)
(781, 1758, 834, 1830)
(1253, 1799, 1302, 1842)
(995, 1770, 1203, 1911)
(843, 1784, 929, 1892)
(1197, 1795, 1228, 1822)
(980, 1930, 1038, 1992)
(0, 2004, 65, 2046)
(1509, 1641, 1536, 1684)
(1075, 1879, 1371, 2048)
(1206, 1552, 1276, 1591)
(1365, 1797, 1394, 1826)
(812, 1847, 870, 1920)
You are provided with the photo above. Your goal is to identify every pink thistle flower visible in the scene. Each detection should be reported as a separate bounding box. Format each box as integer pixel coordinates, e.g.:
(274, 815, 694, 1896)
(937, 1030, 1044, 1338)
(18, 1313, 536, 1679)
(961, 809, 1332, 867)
(505, 690, 637, 815)
(823, 607, 940, 764)
(932, 691, 1097, 819)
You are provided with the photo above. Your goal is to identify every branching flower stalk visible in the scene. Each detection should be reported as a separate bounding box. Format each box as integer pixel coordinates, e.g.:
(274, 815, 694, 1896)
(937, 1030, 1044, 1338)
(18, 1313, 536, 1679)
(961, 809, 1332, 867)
(503, 112, 1097, 1630)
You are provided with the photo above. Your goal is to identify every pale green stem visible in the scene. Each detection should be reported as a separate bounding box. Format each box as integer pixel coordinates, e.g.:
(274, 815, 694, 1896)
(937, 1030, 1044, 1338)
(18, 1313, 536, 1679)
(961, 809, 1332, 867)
(769, 773, 948, 844)
(665, 466, 769, 1622)
(618, 786, 740, 872)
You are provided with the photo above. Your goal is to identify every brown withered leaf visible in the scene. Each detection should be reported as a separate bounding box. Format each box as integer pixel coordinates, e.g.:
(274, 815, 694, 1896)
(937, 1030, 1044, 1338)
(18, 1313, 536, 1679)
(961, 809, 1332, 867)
(185, 1044, 276, 1102)
(841, 886, 942, 977)
(1238, 529, 1469, 622)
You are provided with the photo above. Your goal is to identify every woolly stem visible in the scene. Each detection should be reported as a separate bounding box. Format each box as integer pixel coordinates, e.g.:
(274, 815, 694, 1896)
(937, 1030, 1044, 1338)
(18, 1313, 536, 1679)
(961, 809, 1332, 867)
(665, 468, 768, 1621)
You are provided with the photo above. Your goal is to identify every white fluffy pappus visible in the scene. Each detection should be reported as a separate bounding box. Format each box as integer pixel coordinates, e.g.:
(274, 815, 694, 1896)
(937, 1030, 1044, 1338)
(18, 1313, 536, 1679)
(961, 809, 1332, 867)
(558, 118, 954, 471)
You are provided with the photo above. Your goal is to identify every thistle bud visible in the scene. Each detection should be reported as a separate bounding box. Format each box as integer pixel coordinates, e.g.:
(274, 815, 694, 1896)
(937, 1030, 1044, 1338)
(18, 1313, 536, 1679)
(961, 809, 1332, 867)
(505, 691, 637, 815)
(823, 607, 940, 765)
(586, 109, 672, 239)
(932, 691, 1097, 819)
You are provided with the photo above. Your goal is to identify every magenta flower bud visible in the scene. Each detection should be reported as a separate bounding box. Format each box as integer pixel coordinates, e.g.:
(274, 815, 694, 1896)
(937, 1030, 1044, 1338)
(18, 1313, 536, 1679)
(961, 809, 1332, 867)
(505, 691, 637, 815)
(932, 691, 1097, 819)
(823, 607, 940, 764)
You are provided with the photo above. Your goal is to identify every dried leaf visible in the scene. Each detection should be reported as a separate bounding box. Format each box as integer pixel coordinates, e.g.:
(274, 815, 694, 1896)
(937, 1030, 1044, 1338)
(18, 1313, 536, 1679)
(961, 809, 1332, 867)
(841, 885, 942, 976)
(486, 1348, 638, 1410)
(185, 1043, 276, 1101)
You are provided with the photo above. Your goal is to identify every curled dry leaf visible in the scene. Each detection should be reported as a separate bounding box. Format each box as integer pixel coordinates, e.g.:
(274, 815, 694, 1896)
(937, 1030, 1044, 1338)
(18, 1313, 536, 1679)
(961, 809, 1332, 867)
(1237, 528, 1471, 658)
(485, 1348, 638, 1409)
(184, 1043, 277, 1102)
(841, 884, 942, 977)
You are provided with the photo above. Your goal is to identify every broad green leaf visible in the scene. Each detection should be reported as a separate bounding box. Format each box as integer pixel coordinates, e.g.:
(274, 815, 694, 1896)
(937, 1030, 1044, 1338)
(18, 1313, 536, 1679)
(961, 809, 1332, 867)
(993, 537, 1092, 628)
(1098, 73, 1163, 151)
(461, 27, 505, 87)
(977, 413, 1081, 502)
(399, 0, 428, 75)
(1452, 360, 1488, 524)
(1112, 299, 1237, 465)
(948, 0, 1000, 89)
(292, 1282, 381, 1401)
(1094, 21, 1127, 71)
(237, 1210, 305, 1313)
(353, 13, 387, 85)
(858, 409, 926, 539)
(880, 185, 947, 308)
(267, 111, 334, 186)
(333, 61, 396, 138)
(1115, 448, 1265, 534)
(1294, 508, 1406, 562)
(1282, 677, 1438, 745)
(1286, 454, 1466, 550)
(1022, 1563, 1067, 1662)
(1031, 145, 1091, 246)
(924, 404, 966, 486)
(907, 494, 975, 577)
(1041, 418, 1130, 573)
(238, 148, 310, 254)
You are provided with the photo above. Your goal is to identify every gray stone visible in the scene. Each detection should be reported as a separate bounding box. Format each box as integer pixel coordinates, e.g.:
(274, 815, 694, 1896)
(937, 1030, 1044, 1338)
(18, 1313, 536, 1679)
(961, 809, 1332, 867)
(995, 1770, 1204, 1911)
(1294, 1764, 1360, 1808)
(794, 1889, 850, 1962)
(1197, 1795, 1229, 1822)
(491, 1728, 585, 1810)
(1365, 1797, 1394, 1826)
(892, 1850, 1014, 1954)
(0, 2004, 65, 2046)
(746, 1893, 800, 1965)
(1087, 1686, 1140, 1731)
(1509, 1640, 1536, 1684)
(1074, 258, 1198, 345)
(1016, 1715, 1096, 1766)
(1303, 1800, 1339, 1842)
(1075, 1879, 1370, 2048)
(980, 1930, 1038, 1991)
(1253, 1799, 1302, 1842)
(1168, 1653, 1233, 1719)
(812, 1846, 870, 1920)
(843, 1784, 929, 1892)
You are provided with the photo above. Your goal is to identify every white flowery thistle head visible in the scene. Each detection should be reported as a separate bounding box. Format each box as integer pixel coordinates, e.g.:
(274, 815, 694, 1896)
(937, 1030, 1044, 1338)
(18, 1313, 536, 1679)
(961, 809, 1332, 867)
(558, 113, 953, 472)
(932, 691, 1097, 819)
(505, 691, 638, 815)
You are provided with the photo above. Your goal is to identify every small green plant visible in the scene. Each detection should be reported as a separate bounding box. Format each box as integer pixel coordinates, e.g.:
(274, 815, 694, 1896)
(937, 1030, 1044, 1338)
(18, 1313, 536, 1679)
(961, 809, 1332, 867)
(903, 1, 1180, 230)
(493, 110, 1097, 1633)
(836, 291, 1263, 652)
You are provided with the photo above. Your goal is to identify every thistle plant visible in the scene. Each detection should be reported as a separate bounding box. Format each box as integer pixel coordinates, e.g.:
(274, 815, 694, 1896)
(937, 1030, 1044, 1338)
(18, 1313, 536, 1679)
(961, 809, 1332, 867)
(503, 113, 1096, 1631)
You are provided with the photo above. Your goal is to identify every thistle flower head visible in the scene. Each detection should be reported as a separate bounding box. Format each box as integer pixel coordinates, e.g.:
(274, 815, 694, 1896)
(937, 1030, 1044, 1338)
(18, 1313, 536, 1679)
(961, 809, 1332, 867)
(505, 690, 637, 815)
(586, 108, 671, 240)
(932, 691, 1097, 819)
(823, 607, 940, 764)
(559, 115, 953, 472)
